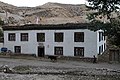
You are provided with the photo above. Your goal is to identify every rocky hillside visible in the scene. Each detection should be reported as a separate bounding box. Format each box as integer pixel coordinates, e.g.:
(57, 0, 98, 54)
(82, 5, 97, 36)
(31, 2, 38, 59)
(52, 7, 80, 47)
(0, 1, 94, 25)
(0, 1, 25, 25)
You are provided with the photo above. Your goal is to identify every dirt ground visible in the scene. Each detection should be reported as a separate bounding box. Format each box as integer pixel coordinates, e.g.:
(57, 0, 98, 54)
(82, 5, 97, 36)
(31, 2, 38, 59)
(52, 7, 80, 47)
(0, 58, 120, 80)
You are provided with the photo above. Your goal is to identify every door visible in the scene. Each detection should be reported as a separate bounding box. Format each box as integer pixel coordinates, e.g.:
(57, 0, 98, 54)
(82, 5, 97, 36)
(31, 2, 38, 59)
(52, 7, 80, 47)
(38, 46, 45, 57)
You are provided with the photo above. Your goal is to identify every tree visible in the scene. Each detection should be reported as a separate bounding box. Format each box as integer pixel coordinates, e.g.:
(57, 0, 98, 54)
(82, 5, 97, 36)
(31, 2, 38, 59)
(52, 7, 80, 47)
(0, 18, 4, 40)
(87, 0, 120, 15)
(109, 17, 120, 47)
(0, 18, 4, 26)
(86, 0, 120, 47)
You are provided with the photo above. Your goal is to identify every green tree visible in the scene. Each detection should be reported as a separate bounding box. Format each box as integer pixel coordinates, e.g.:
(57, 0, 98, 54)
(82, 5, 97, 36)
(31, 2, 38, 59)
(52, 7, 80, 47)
(86, 0, 120, 47)
(0, 18, 4, 26)
(0, 18, 4, 40)
(87, 0, 120, 15)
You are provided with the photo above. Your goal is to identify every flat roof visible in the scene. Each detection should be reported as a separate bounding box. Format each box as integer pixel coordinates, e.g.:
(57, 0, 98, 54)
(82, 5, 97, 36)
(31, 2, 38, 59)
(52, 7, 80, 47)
(3, 23, 93, 31)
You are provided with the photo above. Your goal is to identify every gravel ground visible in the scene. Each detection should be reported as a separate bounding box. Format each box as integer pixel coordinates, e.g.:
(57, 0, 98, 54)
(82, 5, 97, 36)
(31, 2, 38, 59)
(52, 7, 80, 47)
(0, 58, 120, 80)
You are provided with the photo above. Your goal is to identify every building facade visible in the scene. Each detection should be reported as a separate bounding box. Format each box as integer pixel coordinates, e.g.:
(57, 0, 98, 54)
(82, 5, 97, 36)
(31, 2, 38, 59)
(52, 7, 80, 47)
(3, 23, 106, 57)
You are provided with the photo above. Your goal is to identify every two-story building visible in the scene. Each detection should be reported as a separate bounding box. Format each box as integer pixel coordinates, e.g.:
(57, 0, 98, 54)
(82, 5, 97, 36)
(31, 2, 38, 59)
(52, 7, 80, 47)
(2, 23, 106, 57)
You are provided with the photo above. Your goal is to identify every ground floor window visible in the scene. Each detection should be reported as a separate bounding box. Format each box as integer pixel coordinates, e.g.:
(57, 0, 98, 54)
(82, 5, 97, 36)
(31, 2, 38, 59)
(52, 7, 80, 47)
(104, 43, 106, 50)
(74, 47, 84, 57)
(99, 45, 103, 55)
(14, 46, 21, 53)
(54, 47, 63, 55)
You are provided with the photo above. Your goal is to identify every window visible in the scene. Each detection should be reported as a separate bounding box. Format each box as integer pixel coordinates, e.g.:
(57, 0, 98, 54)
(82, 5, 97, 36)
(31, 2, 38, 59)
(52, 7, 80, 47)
(8, 33, 15, 41)
(102, 45, 103, 52)
(99, 46, 101, 55)
(74, 47, 84, 57)
(54, 47, 63, 55)
(104, 34, 106, 41)
(21, 33, 28, 41)
(104, 43, 106, 50)
(55, 33, 63, 42)
(99, 32, 103, 42)
(74, 32, 84, 42)
(99, 45, 103, 55)
(37, 33, 45, 42)
(14, 46, 21, 53)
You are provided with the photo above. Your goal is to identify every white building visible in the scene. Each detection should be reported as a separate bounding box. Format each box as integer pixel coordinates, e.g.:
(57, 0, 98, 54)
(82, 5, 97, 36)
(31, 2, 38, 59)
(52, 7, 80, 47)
(3, 23, 106, 57)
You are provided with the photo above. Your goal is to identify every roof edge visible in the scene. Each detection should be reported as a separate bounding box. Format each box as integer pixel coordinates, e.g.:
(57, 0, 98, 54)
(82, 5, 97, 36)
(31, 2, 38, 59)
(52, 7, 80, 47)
(2, 23, 93, 30)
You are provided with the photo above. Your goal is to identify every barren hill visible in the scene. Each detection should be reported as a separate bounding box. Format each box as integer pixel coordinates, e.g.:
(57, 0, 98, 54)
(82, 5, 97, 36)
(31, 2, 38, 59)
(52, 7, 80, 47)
(0, 1, 92, 25)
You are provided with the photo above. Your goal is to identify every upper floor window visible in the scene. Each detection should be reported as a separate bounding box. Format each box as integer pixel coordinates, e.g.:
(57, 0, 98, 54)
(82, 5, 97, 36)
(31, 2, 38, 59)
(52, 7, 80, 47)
(104, 34, 106, 41)
(54, 47, 63, 55)
(37, 33, 45, 42)
(8, 33, 15, 41)
(74, 47, 84, 57)
(55, 33, 63, 42)
(21, 33, 28, 41)
(74, 32, 84, 42)
(99, 32, 103, 42)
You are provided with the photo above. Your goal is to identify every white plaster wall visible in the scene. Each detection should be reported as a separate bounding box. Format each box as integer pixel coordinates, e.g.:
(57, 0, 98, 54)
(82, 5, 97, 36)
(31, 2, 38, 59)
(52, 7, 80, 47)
(96, 30, 106, 54)
(4, 29, 99, 57)
(0, 43, 3, 53)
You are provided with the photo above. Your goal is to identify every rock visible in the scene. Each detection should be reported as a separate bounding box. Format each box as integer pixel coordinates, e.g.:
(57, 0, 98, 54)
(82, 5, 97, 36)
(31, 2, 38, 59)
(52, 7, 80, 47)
(0, 65, 13, 73)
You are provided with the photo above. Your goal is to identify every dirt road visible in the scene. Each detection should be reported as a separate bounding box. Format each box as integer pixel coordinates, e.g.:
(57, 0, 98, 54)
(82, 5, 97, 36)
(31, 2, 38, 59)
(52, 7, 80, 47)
(0, 58, 120, 80)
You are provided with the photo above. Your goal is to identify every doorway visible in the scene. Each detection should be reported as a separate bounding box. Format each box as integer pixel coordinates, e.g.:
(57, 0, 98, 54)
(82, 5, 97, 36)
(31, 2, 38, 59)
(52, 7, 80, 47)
(38, 46, 45, 57)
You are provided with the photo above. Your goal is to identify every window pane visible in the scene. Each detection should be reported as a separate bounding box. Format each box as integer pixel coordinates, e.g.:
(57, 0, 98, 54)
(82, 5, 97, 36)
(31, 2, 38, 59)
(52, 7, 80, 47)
(8, 33, 15, 41)
(74, 47, 84, 57)
(99, 32, 104, 42)
(54, 47, 63, 55)
(99, 45, 103, 55)
(37, 33, 45, 42)
(74, 32, 84, 42)
(55, 33, 63, 42)
(14, 46, 21, 53)
(21, 33, 28, 41)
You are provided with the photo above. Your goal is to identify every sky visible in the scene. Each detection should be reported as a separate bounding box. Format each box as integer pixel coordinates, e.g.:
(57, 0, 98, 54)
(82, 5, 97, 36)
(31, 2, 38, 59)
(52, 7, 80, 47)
(0, 0, 86, 7)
